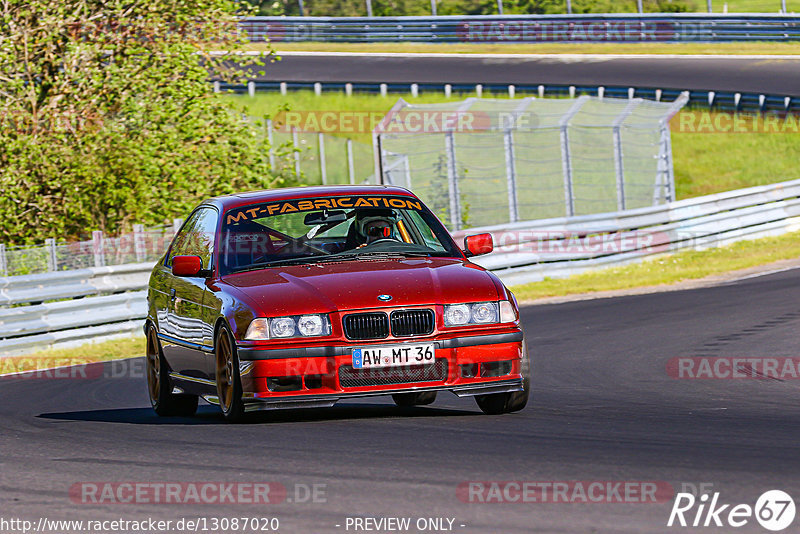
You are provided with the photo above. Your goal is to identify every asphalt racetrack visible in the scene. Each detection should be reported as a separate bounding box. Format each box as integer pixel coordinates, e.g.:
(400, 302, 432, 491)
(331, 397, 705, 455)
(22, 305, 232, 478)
(259, 52, 800, 97)
(2, 267, 800, 533)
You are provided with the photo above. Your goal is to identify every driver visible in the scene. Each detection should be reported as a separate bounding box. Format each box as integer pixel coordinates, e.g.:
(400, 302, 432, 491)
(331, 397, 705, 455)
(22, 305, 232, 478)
(344, 208, 398, 249)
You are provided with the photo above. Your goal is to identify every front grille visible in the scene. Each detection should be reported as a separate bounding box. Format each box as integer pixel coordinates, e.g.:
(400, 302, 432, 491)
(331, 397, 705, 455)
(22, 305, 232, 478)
(391, 309, 435, 337)
(343, 312, 389, 340)
(339, 359, 448, 388)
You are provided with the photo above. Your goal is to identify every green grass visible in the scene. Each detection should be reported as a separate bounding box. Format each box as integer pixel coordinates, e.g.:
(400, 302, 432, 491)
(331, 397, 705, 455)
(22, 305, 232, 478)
(511, 230, 800, 301)
(673, 124, 800, 199)
(250, 42, 800, 56)
(1, 336, 144, 374)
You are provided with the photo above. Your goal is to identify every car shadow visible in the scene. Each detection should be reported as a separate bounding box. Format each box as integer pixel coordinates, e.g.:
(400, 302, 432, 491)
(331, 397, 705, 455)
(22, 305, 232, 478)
(37, 403, 479, 425)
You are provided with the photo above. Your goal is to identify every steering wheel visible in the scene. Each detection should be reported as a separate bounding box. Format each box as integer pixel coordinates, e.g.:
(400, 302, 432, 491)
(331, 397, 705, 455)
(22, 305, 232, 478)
(366, 237, 400, 246)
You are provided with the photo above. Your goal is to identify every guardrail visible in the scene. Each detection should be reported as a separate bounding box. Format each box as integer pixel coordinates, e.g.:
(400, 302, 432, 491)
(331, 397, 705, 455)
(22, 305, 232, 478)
(2, 179, 800, 356)
(240, 14, 800, 43)
(219, 81, 798, 114)
(456, 179, 800, 285)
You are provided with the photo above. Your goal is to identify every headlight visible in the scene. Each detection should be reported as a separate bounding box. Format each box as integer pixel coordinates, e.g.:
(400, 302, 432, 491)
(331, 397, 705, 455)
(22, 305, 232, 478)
(444, 304, 471, 326)
(297, 314, 325, 336)
(244, 314, 331, 340)
(270, 317, 296, 338)
(444, 302, 500, 326)
(471, 302, 498, 323)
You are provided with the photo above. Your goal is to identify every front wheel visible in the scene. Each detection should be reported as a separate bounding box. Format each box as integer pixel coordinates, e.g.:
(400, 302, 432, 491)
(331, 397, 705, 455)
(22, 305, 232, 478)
(145, 326, 198, 417)
(392, 391, 437, 407)
(475, 347, 531, 415)
(216, 326, 246, 422)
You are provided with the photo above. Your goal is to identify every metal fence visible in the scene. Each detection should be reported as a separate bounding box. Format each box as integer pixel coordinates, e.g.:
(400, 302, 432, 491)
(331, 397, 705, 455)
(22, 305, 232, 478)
(2, 178, 799, 357)
(0, 224, 180, 278)
(239, 14, 800, 43)
(264, 121, 377, 187)
(376, 94, 688, 230)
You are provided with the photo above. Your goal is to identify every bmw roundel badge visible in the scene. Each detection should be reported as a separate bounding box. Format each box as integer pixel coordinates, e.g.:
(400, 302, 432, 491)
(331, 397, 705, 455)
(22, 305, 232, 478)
(377, 294, 393, 302)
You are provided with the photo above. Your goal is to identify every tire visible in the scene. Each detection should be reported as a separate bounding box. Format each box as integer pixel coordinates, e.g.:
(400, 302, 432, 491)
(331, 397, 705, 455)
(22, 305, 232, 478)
(145, 325, 198, 417)
(215, 326, 246, 422)
(392, 391, 437, 407)
(475, 345, 531, 415)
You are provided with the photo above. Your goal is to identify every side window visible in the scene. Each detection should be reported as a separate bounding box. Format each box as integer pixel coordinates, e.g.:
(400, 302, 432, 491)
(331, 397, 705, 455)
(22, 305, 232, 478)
(167, 208, 218, 268)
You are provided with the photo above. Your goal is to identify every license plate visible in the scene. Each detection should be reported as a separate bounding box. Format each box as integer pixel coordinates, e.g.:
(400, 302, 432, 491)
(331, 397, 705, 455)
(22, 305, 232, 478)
(352, 343, 435, 369)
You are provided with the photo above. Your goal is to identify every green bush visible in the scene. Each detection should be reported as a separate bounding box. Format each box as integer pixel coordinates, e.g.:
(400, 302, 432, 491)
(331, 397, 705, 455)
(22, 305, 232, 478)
(0, 0, 297, 245)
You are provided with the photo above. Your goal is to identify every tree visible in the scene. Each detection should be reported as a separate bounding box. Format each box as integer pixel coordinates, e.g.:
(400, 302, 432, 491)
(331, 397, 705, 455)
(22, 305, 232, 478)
(0, 0, 296, 244)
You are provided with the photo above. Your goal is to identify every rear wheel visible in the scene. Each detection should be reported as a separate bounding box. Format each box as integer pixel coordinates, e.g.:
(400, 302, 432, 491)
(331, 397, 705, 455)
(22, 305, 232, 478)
(145, 326, 198, 417)
(392, 391, 437, 407)
(216, 326, 246, 422)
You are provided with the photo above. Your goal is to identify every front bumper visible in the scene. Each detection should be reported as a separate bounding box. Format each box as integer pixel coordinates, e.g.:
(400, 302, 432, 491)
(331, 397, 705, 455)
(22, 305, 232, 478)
(235, 330, 525, 410)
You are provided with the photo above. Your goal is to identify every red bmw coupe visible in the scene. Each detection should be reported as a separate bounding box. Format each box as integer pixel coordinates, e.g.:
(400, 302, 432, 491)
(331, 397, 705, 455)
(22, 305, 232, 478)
(145, 185, 529, 421)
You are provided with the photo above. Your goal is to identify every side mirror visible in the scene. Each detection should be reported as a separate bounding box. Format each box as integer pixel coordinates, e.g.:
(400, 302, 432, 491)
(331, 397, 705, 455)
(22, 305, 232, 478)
(464, 233, 493, 257)
(172, 255, 203, 277)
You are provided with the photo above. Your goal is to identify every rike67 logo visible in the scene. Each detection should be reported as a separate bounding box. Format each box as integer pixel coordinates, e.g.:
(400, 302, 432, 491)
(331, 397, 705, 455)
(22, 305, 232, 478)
(668, 490, 796, 531)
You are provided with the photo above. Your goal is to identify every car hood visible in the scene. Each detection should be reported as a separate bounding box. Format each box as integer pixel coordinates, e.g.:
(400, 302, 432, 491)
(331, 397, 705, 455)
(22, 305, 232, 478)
(222, 258, 500, 315)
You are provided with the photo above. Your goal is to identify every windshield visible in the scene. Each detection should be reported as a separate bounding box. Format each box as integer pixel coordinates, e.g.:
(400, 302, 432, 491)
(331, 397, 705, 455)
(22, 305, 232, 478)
(219, 195, 461, 274)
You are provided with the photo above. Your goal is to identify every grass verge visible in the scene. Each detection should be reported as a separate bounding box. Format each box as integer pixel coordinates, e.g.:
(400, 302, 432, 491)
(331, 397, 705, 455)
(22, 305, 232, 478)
(510, 230, 800, 301)
(1, 336, 144, 374)
(250, 42, 800, 56)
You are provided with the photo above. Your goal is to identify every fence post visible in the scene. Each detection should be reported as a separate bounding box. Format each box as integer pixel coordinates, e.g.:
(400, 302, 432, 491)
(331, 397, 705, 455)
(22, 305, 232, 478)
(503, 129, 519, 223)
(612, 99, 642, 212)
(292, 127, 301, 177)
(497, 0, 503, 14)
(566, 0, 572, 14)
(267, 119, 276, 169)
(431, 0, 437, 15)
(45, 238, 57, 272)
(247, 81, 255, 98)
(559, 96, 589, 217)
(444, 130, 462, 231)
(347, 138, 356, 185)
(133, 224, 146, 262)
(0, 244, 6, 276)
(318, 132, 327, 185)
(92, 231, 105, 268)
(656, 91, 689, 203)
(637, 0, 643, 12)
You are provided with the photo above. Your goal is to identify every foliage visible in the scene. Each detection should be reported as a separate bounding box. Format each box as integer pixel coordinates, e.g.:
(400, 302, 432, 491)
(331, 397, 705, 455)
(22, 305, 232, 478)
(0, 0, 297, 245)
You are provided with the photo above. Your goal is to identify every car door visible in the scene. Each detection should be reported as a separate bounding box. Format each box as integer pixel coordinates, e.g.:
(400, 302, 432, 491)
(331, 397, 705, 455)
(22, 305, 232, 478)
(161, 207, 218, 383)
